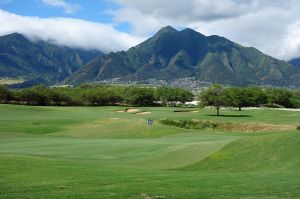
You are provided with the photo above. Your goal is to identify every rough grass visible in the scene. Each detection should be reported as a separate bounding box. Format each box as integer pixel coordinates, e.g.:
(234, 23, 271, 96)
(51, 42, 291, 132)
(160, 119, 294, 132)
(1, 104, 300, 198)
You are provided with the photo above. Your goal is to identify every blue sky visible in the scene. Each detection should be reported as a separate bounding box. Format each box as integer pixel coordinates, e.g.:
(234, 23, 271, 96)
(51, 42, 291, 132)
(0, 0, 300, 60)
(0, 0, 131, 31)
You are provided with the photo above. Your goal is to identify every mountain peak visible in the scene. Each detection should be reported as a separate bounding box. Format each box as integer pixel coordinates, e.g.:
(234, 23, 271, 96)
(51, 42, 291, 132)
(66, 26, 300, 87)
(181, 27, 195, 32)
(181, 28, 205, 37)
(157, 26, 178, 34)
(3, 32, 27, 40)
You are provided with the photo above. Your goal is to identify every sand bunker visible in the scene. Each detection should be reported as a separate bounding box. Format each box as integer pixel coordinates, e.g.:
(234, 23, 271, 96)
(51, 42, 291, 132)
(174, 110, 199, 113)
(126, 108, 140, 113)
(116, 108, 142, 113)
(136, 112, 151, 115)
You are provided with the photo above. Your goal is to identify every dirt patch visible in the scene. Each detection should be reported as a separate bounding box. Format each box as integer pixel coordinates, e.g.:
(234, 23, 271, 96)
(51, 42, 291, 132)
(136, 112, 151, 115)
(126, 108, 140, 113)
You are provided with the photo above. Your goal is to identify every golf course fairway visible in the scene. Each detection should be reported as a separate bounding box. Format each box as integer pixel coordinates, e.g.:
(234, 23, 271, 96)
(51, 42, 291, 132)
(0, 104, 300, 198)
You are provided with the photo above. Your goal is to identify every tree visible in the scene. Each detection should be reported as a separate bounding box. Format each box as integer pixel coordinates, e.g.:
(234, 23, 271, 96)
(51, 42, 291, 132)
(266, 88, 293, 108)
(225, 87, 250, 111)
(19, 85, 51, 105)
(50, 89, 75, 106)
(123, 87, 155, 106)
(0, 85, 12, 103)
(291, 90, 300, 108)
(199, 84, 229, 116)
(81, 88, 122, 106)
(175, 88, 194, 105)
(156, 87, 194, 106)
(156, 87, 171, 106)
(247, 86, 268, 107)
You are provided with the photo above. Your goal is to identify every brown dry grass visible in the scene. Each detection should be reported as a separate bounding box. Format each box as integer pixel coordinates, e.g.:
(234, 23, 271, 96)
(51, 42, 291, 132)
(220, 122, 294, 132)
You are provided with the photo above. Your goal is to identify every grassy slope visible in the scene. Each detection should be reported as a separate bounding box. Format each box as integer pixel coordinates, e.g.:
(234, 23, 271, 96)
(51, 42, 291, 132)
(0, 104, 300, 198)
(184, 131, 300, 172)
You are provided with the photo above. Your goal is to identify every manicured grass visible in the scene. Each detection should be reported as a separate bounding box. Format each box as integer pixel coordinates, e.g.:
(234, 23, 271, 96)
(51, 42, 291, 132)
(183, 131, 300, 172)
(0, 104, 300, 198)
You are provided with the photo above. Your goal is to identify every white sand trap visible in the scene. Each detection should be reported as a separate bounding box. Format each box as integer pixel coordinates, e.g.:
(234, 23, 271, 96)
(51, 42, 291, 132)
(116, 110, 125, 113)
(174, 110, 199, 113)
(126, 109, 140, 113)
(110, 118, 122, 120)
(136, 112, 151, 115)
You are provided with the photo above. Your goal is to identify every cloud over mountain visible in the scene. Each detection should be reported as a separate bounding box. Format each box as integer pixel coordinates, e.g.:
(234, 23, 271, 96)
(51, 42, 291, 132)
(109, 0, 300, 60)
(1, 1, 300, 60)
(0, 9, 144, 53)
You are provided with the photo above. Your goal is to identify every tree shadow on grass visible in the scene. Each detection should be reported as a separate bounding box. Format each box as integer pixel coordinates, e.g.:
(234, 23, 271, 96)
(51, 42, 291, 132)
(207, 114, 252, 118)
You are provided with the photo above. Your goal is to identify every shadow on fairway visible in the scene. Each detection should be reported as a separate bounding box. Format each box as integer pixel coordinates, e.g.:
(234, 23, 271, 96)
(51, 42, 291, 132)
(207, 114, 252, 118)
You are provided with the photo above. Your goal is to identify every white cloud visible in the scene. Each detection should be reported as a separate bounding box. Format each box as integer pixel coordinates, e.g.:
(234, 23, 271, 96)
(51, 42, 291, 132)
(280, 22, 300, 60)
(2, 1, 300, 60)
(41, 0, 81, 14)
(109, 0, 300, 60)
(0, 9, 144, 53)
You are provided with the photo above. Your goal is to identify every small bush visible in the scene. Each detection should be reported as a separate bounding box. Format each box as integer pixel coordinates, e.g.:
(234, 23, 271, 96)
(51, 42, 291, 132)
(297, 126, 300, 130)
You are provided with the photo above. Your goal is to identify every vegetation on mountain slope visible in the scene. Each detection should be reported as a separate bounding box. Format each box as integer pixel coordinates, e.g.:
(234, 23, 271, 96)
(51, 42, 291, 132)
(0, 33, 102, 86)
(66, 26, 300, 86)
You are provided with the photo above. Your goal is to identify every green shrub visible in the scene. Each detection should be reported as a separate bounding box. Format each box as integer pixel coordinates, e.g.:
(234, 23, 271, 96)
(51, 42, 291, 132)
(159, 119, 221, 130)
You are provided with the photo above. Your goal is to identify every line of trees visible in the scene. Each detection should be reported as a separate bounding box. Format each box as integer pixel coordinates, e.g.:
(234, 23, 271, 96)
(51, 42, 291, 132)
(0, 84, 194, 107)
(199, 84, 300, 116)
(1, 84, 299, 110)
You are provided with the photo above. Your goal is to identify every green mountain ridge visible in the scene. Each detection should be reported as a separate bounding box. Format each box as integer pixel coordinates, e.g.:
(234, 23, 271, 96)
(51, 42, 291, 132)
(66, 26, 300, 86)
(289, 58, 300, 68)
(0, 33, 103, 86)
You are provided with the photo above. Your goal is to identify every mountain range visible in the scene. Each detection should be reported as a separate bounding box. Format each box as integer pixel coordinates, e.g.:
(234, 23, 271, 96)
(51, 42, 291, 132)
(0, 33, 102, 87)
(66, 26, 300, 87)
(289, 58, 300, 68)
(1, 27, 300, 87)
